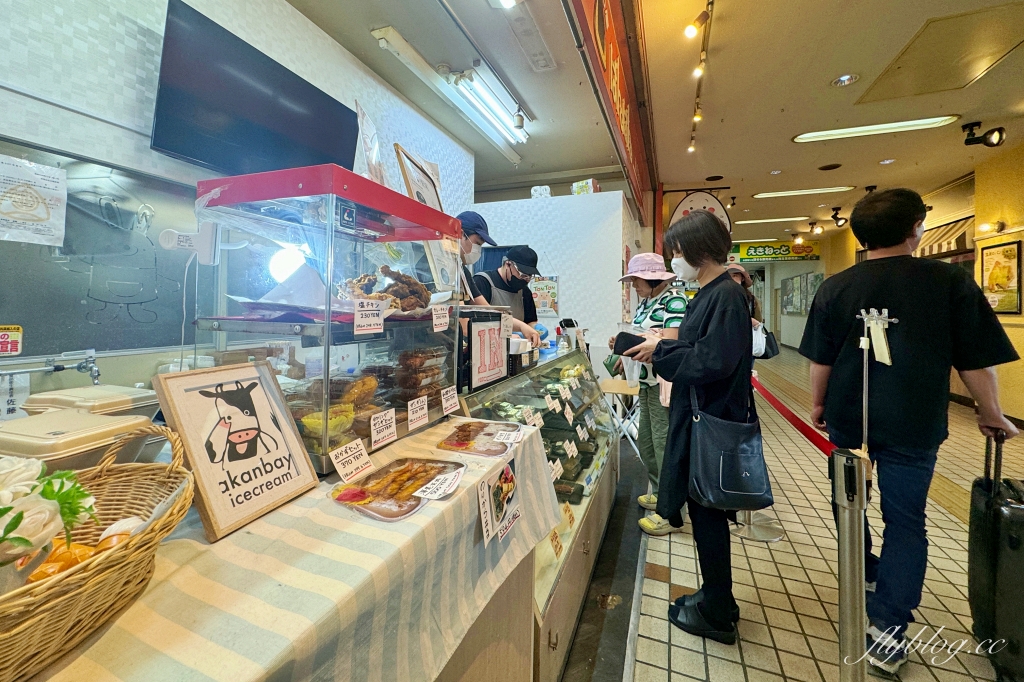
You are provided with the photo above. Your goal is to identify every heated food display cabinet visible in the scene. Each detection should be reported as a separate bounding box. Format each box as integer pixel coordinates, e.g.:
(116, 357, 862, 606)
(190, 164, 462, 473)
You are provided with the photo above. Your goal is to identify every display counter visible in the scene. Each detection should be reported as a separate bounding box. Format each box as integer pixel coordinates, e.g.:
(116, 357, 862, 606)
(33, 419, 560, 682)
(460, 349, 619, 682)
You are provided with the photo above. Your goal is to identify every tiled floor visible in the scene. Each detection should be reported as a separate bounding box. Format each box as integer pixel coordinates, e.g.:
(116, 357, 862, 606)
(629, 354, 1003, 682)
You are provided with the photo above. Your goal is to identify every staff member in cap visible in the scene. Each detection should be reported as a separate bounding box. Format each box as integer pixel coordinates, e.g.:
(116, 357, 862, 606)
(455, 211, 495, 305)
(474, 246, 542, 346)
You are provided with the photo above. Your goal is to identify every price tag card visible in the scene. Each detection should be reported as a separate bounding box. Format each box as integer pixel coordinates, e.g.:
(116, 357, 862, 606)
(521, 406, 534, 424)
(500, 313, 513, 339)
(329, 439, 375, 483)
(577, 424, 590, 441)
(370, 408, 397, 448)
(441, 386, 460, 415)
(354, 299, 386, 335)
(586, 413, 596, 430)
(493, 429, 524, 443)
(549, 528, 564, 559)
(432, 305, 450, 332)
(413, 467, 464, 500)
(583, 370, 592, 381)
(564, 440, 579, 459)
(569, 377, 580, 391)
(545, 394, 559, 411)
(531, 413, 545, 428)
(532, 349, 539, 364)
(558, 384, 571, 401)
(564, 404, 574, 425)
(575, 328, 586, 350)
(562, 501, 576, 529)
(407, 396, 429, 431)
(549, 458, 563, 481)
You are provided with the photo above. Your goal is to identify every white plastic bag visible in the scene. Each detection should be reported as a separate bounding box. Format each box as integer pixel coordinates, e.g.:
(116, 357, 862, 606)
(752, 323, 767, 358)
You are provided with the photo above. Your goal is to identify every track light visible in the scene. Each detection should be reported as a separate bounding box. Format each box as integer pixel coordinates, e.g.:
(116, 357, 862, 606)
(693, 51, 706, 78)
(684, 10, 710, 38)
(831, 207, 847, 227)
(865, 185, 877, 193)
(810, 221, 824, 235)
(963, 121, 1006, 148)
(687, 137, 696, 153)
(513, 108, 525, 130)
(794, 235, 805, 245)
(693, 106, 703, 122)
(726, 196, 735, 209)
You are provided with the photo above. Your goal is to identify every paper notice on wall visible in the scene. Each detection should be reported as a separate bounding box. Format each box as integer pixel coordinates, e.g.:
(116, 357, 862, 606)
(1, 375, 29, 421)
(0, 154, 67, 246)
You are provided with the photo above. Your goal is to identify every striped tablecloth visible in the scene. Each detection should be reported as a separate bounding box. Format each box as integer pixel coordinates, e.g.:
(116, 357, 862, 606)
(36, 418, 560, 682)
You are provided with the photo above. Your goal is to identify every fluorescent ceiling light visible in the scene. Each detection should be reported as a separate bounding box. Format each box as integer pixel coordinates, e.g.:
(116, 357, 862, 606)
(371, 27, 522, 165)
(794, 116, 959, 143)
(734, 217, 810, 224)
(753, 187, 855, 199)
(733, 239, 780, 243)
(456, 70, 528, 145)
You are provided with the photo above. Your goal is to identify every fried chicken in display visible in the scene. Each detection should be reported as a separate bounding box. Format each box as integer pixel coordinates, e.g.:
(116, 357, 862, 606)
(380, 265, 430, 311)
(344, 273, 377, 298)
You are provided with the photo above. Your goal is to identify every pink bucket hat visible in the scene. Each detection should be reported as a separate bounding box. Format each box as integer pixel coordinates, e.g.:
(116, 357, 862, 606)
(726, 263, 752, 287)
(619, 252, 677, 282)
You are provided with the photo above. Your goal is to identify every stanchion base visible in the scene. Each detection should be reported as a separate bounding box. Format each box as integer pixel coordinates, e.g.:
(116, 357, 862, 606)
(730, 512, 786, 543)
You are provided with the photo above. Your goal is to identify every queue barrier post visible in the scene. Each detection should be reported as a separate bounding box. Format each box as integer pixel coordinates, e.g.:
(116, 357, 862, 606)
(830, 448, 872, 682)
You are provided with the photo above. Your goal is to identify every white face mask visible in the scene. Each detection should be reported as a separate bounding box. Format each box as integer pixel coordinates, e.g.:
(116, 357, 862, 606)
(462, 242, 482, 265)
(671, 257, 701, 282)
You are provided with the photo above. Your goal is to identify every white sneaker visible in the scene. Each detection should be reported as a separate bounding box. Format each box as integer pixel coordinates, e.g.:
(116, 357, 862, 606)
(638, 494, 658, 511)
(639, 513, 683, 536)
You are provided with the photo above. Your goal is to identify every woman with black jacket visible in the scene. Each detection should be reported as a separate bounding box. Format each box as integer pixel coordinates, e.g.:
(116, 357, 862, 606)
(624, 210, 754, 644)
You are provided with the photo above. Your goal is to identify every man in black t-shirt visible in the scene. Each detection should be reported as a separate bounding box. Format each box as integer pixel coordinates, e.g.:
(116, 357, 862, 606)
(800, 188, 1019, 674)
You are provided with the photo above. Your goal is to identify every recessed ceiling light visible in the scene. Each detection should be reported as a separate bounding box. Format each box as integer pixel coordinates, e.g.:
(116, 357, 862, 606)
(770, 170, 783, 175)
(784, 228, 791, 232)
(753, 187, 855, 199)
(818, 204, 828, 208)
(733, 216, 811, 224)
(830, 74, 859, 87)
(794, 116, 960, 143)
(743, 209, 751, 212)
(879, 158, 896, 165)
(818, 163, 842, 171)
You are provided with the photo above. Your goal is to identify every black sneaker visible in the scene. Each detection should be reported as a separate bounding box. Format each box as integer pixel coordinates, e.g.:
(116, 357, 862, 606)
(673, 589, 740, 624)
(865, 625, 907, 675)
(668, 602, 737, 645)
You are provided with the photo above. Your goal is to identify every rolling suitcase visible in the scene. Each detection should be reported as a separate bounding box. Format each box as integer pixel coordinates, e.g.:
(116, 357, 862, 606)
(968, 432, 1024, 681)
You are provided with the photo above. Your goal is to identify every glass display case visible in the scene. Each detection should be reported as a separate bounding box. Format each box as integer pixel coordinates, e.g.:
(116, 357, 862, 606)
(460, 349, 618, 612)
(188, 164, 462, 473)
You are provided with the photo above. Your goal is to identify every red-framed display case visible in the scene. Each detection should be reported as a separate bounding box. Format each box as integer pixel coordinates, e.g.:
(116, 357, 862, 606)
(190, 164, 462, 473)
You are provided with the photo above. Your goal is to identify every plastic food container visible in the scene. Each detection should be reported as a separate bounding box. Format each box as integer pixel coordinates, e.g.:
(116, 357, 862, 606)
(398, 346, 447, 370)
(0, 409, 152, 469)
(395, 365, 447, 389)
(21, 385, 160, 419)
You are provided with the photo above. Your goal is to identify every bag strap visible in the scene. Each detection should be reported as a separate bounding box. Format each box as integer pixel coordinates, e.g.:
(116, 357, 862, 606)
(689, 385, 700, 420)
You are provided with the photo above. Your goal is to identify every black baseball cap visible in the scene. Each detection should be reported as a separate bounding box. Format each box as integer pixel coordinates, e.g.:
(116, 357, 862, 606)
(456, 211, 496, 246)
(505, 245, 540, 276)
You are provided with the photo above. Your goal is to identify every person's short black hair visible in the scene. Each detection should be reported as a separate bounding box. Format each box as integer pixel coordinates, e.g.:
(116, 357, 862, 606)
(663, 209, 732, 266)
(850, 188, 927, 250)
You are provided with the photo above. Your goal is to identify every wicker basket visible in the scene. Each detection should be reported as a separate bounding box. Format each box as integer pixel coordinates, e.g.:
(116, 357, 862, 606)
(0, 425, 194, 682)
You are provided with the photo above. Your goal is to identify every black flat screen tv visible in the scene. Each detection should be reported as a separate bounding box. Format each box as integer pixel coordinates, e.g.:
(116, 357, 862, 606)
(151, 0, 358, 175)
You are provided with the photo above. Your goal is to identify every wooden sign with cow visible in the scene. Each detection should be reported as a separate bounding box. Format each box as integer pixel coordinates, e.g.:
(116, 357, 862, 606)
(154, 361, 318, 541)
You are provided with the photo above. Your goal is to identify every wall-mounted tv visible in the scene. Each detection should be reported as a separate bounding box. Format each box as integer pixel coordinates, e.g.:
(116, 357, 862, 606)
(151, 0, 358, 175)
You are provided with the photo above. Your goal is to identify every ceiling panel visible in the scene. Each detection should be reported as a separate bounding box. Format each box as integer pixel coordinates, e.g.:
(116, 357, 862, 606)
(641, 0, 1024, 241)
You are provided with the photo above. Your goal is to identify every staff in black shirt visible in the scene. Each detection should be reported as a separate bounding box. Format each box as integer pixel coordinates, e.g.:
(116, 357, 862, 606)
(799, 188, 1019, 675)
(625, 210, 753, 645)
(455, 211, 494, 305)
(474, 245, 542, 346)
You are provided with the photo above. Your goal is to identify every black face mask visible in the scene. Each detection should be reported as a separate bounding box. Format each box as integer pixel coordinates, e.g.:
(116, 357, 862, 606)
(507, 274, 530, 292)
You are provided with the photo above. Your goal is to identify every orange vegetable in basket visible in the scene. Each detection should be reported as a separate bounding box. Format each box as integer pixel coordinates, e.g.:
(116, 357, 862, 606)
(95, 533, 130, 552)
(27, 562, 63, 583)
(46, 542, 96, 571)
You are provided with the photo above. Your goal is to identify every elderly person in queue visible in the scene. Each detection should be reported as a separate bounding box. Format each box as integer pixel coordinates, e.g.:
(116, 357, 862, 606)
(608, 252, 687, 536)
(625, 210, 753, 644)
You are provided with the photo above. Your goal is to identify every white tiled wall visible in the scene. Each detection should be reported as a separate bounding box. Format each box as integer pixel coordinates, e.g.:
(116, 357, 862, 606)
(0, 0, 474, 209)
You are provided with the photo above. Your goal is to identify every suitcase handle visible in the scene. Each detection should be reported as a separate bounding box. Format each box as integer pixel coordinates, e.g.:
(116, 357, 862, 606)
(986, 430, 1006, 498)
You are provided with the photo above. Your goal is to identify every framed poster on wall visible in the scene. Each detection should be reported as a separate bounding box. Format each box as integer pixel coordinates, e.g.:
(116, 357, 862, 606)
(799, 274, 809, 314)
(981, 241, 1021, 314)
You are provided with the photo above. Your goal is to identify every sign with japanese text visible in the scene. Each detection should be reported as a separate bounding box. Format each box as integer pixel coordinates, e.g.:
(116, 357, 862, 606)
(728, 241, 820, 263)
(470, 319, 507, 388)
(354, 299, 386, 335)
(329, 439, 375, 483)
(0, 326, 22, 356)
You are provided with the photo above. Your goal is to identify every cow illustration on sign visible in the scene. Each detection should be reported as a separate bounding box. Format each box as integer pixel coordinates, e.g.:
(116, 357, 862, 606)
(199, 381, 281, 466)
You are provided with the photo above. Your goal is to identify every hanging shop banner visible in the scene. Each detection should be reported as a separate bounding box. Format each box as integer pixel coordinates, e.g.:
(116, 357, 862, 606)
(569, 0, 651, 224)
(728, 241, 820, 263)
